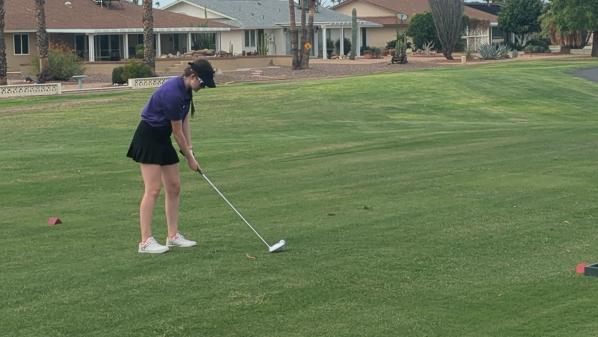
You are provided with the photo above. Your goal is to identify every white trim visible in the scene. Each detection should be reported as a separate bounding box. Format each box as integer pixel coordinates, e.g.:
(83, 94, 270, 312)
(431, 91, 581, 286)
(276, 21, 381, 28)
(5, 30, 36, 33)
(162, 0, 235, 20)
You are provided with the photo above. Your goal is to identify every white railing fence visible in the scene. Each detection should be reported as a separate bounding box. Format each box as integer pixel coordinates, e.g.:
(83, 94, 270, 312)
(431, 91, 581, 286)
(0, 83, 62, 98)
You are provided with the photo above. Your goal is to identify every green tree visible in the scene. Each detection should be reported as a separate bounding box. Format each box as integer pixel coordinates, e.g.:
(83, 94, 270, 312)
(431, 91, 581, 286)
(406, 12, 440, 51)
(547, 0, 598, 57)
(498, 0, 544, 48)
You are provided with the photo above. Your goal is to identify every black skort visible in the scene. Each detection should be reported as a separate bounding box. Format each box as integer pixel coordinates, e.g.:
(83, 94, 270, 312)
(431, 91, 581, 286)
(126, 120, 179, 165)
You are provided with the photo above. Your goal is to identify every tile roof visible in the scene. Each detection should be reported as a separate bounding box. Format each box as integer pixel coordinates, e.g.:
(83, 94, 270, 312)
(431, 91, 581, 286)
(172, 0, 381, 29)
(464, 2, 502, 16)
(4, 0, 231, 32)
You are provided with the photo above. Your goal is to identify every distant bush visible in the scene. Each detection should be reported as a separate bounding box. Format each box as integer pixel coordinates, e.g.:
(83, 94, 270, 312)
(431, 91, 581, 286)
(479, 43, 510, 60)
(334, 38, 351, 56)
(112, 61, 153, 84)
(524, 44, 550, 53)
(525, 37, 551, 50)
(406, 12, 440, 51)
(31, 43, 84, 81)
(135, 44, 144, 59)
(361, 46, 382, 58)
(112, 66, 125, 84)
(48, 49, 84, 81)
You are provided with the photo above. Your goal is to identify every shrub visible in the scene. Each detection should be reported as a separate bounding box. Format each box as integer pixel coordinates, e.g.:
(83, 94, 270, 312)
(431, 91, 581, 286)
(112, 66, 125, 84)
(112, 61, 153, 84)
(334, 38, 351, 56)
(47, 48, 84, 81)
(479, 43, 510, 60)
(524, 44, 550, 53)
(135, 44, 144, 59)
(122, 61, 153, 81)
(496, 44, 510, 59)
(525, 37, 551, 50)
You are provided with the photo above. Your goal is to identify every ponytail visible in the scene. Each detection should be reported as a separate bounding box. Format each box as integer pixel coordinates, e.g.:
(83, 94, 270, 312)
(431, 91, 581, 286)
(183, 66, 196, 117)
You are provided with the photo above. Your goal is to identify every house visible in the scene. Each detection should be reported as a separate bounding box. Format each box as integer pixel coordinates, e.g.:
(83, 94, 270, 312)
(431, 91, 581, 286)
(331, 0, 501, 51)
(3, 0, 231, 74)
(162, 0, 382, 59)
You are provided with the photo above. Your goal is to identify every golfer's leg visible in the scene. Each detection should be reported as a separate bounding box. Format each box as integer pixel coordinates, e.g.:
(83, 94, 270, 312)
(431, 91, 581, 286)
(140, 164, 162, 243)
(161, 164, 181, 238)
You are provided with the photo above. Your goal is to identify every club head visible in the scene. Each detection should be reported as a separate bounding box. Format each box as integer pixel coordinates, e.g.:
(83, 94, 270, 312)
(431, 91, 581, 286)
(268, 239, 286, 253)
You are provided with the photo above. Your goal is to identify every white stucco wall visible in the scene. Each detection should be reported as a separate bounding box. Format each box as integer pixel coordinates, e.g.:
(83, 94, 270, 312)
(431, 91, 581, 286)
(334, 1, 395, 17)
(220, 31, 243, 55)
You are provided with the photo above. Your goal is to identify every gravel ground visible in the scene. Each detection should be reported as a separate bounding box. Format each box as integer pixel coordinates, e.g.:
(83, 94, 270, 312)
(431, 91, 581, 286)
(214, 56, 449, 84)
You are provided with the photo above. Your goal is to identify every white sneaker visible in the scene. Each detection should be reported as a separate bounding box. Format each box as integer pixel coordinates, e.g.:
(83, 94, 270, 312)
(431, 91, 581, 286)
(166, 233, 197, 248)
(138, 237, 169, 254)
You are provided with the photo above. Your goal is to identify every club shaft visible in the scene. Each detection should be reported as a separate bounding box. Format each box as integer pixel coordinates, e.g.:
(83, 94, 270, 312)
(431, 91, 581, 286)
(201, 173, 271, 248)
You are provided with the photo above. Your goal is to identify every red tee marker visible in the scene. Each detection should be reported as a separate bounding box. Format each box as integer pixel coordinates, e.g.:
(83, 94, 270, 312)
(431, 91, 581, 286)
(48, 217, 62, 225)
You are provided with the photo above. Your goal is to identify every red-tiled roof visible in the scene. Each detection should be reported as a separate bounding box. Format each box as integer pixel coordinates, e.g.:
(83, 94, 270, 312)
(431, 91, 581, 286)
(334, 0, 497, 23)
(4, 0, 230, 31)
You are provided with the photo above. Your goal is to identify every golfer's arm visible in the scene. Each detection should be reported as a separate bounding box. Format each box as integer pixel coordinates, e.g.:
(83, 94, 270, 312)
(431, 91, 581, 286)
(171, 120, 193, 159)
(182, 113, 192, 151)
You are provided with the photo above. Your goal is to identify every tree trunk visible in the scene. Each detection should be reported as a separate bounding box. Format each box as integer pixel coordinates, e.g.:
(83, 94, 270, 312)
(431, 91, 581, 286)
(288, 0, 299, 69)
(143, 0, 155, 74)
(0, 0, 6, 85)
(298, 0, 307, 68)
(592, 32, 598, 57)
(35, 0, 49, 82)
(300, 0, 315, 68)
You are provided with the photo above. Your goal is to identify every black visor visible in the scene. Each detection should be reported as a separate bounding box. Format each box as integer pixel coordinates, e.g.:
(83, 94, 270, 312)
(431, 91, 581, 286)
(189, 61, 216, 88)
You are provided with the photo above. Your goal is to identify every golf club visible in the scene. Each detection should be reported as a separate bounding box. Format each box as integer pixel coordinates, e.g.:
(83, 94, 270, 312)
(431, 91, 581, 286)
(198, 170, 285, 253)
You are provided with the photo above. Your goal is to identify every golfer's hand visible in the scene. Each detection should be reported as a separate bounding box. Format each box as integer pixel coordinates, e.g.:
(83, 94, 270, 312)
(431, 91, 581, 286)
(187, 157, 201, 172)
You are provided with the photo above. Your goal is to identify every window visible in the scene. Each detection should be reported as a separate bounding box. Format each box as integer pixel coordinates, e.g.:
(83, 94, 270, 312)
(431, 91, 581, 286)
(14, 34, 30, 55)
(244, 30, 256, 48)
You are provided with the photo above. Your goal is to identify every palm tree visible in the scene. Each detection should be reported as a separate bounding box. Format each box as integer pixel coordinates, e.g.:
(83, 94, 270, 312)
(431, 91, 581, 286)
(35, 0, 49, 82)
(0, 0, 7, 85)
(143, 0, 155, 73)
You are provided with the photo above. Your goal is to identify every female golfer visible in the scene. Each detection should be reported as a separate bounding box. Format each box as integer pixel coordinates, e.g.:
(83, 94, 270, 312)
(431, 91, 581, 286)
(127, 59, 216, 254)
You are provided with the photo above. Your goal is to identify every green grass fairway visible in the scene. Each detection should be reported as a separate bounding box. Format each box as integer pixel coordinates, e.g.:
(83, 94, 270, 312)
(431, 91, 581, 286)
(2, 58, 598, 336)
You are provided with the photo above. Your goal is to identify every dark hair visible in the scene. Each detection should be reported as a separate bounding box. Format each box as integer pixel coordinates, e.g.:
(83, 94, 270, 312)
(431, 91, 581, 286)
(183, 66, 196, 117)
